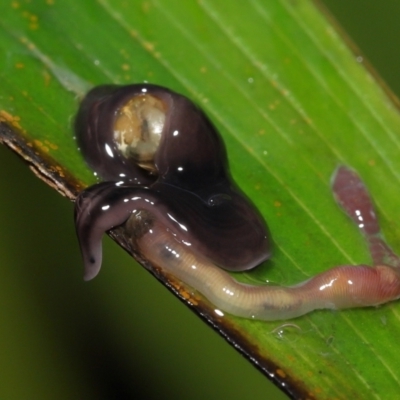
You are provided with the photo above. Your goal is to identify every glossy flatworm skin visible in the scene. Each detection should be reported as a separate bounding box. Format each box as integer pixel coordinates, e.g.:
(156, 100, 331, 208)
(74, 83, 400, 320)
(74, 84, 270, 280)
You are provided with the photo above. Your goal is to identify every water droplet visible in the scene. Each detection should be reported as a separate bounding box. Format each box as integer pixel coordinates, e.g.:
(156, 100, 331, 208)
(214, 309, 224, 317)
(270, 323, 302, 343)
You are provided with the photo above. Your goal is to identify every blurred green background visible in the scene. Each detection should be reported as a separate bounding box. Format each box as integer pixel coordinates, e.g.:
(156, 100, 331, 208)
(1, 1, 400, 399)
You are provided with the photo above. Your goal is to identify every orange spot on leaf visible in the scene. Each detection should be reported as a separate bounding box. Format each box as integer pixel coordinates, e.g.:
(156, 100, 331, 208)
(276, 368, 286, 378)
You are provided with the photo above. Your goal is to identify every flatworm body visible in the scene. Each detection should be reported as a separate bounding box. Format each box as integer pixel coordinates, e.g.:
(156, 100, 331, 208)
(74, 84, 400, 320)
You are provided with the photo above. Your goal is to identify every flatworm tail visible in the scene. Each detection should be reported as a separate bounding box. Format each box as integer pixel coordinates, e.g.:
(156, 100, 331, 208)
(129, 166, 400, 320)
(332, 165, 400, 267)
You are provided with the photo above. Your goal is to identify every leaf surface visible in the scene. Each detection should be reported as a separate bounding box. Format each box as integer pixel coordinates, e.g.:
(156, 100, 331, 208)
(1, 1, 400, 398)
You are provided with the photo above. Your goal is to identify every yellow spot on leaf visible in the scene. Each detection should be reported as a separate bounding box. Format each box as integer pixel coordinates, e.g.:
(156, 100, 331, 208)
(15, 62, 24, 69)
(142, 1, 151, 13)
(143, 41, 155, 51)
(0, 110, 23, 131)
(44, 140, 58, 150)
(21, 11, 39, 30)
(53, 165, 65, 177)
(121, 63, 130, 71)
(42, 69, 51, 86)
(20, 36, 36, 50)
(34, 139, 49, 153)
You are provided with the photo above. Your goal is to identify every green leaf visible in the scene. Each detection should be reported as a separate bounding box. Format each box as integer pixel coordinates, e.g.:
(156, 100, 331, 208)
(1, 1, 400, 398)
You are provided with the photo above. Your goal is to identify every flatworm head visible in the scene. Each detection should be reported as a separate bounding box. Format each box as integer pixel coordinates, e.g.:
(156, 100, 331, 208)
(75, 84, 229, 189)
(75, 84, 271, 279)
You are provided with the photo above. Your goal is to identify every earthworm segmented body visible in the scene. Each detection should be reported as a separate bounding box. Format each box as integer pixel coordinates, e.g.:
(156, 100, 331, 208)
(74, 84, 400, 320)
